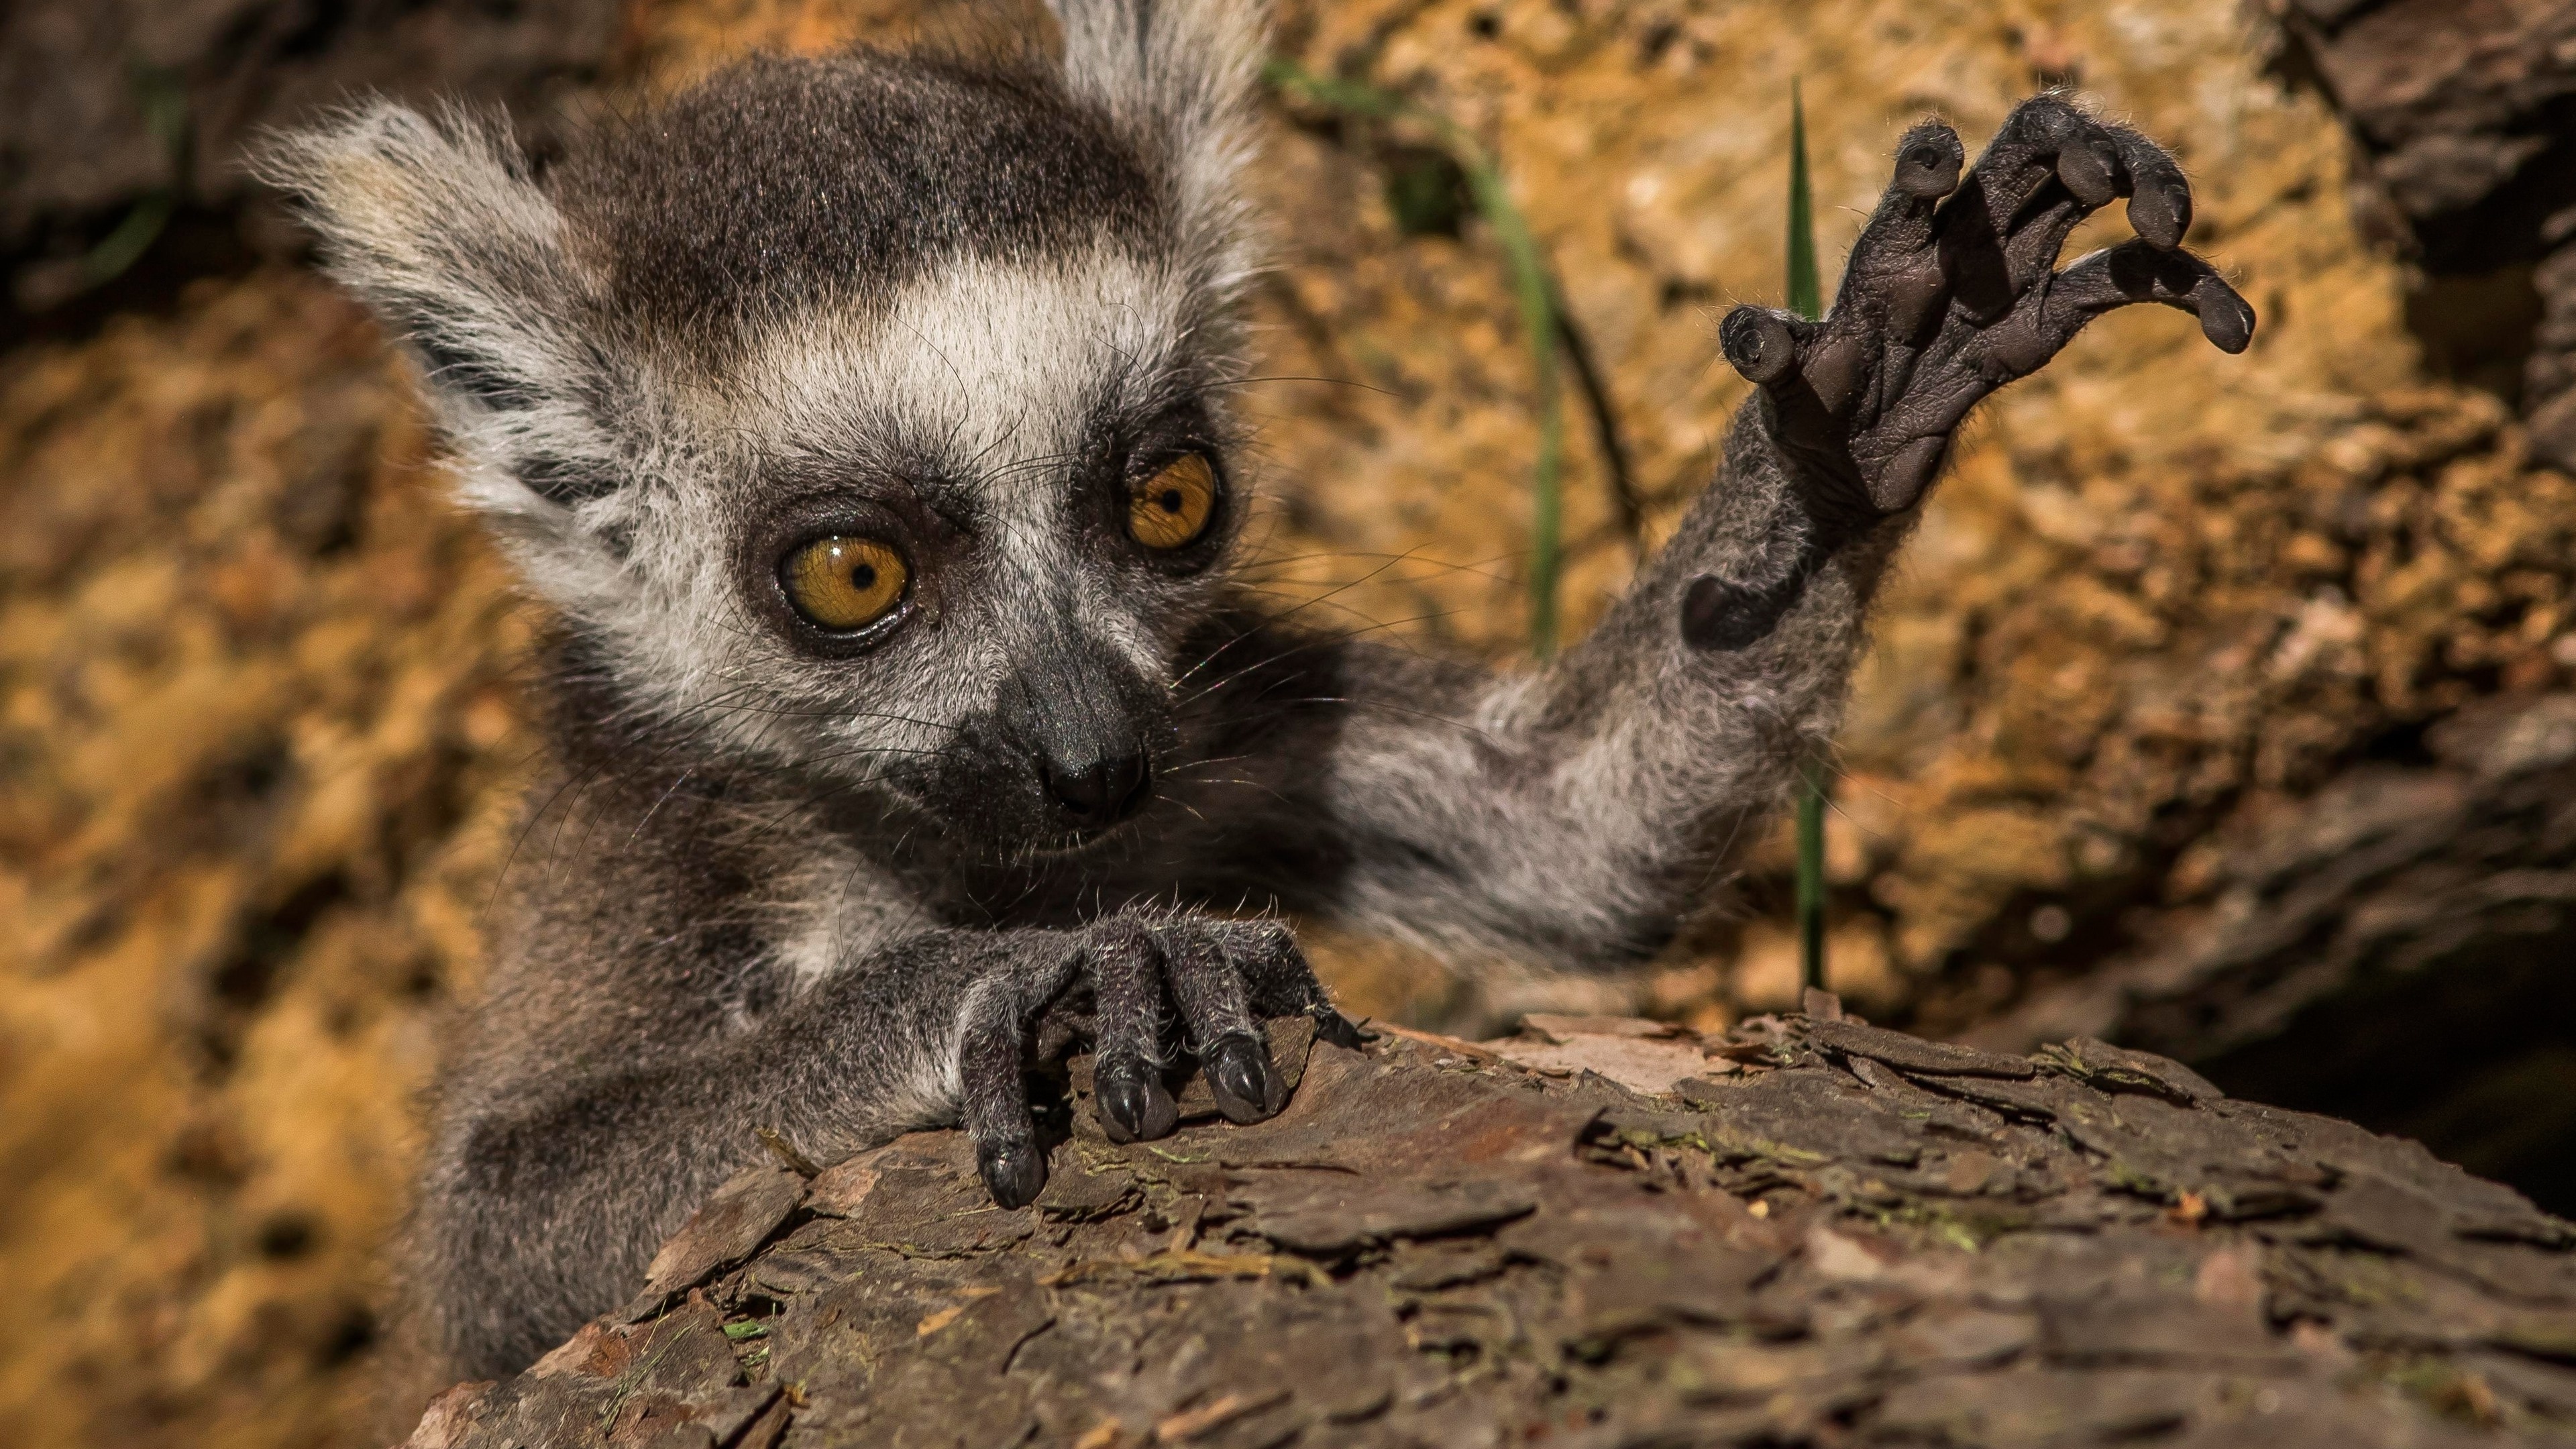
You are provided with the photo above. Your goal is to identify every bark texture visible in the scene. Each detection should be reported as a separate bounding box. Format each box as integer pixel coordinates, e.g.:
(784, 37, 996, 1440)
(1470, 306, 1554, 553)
(404, 1012, 2576, 1448)
(1972, 688, 2576, 1209)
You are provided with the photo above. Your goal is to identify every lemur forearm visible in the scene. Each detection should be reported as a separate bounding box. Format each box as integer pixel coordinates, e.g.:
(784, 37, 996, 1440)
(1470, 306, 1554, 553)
(1284, 402, 1902, 969)
(415, 913, 1339, 1377)
(415, 936, 989, 1376)
(1253, 87, 2257, 972)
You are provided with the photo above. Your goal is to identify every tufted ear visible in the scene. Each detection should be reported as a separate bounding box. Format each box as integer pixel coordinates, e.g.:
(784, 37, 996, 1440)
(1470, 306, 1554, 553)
(1048, 0, 1269, 292)
(256, 101, 628, 512)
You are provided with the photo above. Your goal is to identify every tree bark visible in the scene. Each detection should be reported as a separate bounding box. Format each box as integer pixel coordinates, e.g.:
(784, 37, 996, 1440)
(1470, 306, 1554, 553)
(1977, 690, 2576, 1211)
(396, 1006, 2576, 1448)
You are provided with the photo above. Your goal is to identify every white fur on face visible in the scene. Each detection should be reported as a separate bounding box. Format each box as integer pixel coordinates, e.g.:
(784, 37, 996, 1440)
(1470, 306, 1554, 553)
(723, 243, 1197, 530)
(517, 239, 1220, 797)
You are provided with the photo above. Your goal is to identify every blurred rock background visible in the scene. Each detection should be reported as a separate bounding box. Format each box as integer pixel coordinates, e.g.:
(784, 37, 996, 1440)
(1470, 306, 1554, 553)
(3, 0, 2571, 1444)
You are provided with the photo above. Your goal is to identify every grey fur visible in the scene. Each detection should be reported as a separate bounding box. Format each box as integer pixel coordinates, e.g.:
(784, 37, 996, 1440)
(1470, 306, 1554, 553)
(259, 4, 2249, 1383)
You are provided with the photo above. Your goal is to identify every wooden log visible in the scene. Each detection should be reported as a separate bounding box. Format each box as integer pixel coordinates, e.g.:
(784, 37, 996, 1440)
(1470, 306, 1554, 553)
(400, 1010, 2576, 1448)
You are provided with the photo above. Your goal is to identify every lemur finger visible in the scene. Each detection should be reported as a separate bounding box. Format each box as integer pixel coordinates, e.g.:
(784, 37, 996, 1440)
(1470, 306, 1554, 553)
(1155, 922, 1260, 1044)
(2052, 128, 2118, 211)
(1988, 240, 2253, 376)
(958, 989, 1049, 1209)
(1211, 918, 1365, 1050)
(2000, 119, 2186, 297)
(1962, 95, 2096, 221)
(1722, 307, 1874, 425)
(1894, 121, 1967, 201)
(1940, 97, 2126, 316)
(2106, 124, 2192, 250)
(1093, 1054, 1179, 1145)
(1152, 921, 1285, 1124)
(1205, 1033, 1287, 1123)
(1997, 181, 2102, 298)
(1723, 307, 1875, 482)
(2031, 115, 2194, 251)
(1083, 920, 1178, 1145)
(1719, 306, 1806, 386)
(1843, 121, 1964, 265)
(1834, 123, 1966, 347)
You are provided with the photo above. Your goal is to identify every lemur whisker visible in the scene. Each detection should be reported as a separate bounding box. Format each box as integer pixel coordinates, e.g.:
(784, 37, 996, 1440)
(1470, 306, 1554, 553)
(487, 675, 773, 912)
(1171, 372, 1397, 399)
(1229, 547, 1521, 586)
(1167, 549, 1438, 692)
(1171, 608, 1479, 712)
(1166, 751, 1256, 773)
(1185, 774, 1297, 809)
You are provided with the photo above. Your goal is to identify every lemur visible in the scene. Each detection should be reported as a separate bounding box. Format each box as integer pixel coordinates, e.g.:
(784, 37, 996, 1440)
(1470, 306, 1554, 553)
(262, 0, 2251, 1381)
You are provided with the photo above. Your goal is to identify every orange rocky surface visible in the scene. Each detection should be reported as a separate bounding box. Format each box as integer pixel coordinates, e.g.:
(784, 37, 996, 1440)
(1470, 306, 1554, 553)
(0, 273, 528, 1445)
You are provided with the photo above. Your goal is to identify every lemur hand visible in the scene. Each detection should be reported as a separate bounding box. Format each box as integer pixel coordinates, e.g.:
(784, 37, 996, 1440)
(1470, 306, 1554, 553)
(959, 912, 1361, 1208)
(1719, 95, 2253, 527)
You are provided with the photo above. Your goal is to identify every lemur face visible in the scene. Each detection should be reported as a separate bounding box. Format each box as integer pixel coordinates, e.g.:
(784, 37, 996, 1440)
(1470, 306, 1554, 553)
(621, 239, 1244, 855)
(653, 238, 1248, 854)
(262, 12, 1271, 855)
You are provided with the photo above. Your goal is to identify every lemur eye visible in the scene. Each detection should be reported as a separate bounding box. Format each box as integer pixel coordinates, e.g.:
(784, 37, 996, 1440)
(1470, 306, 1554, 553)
(781, 536, 909, 631)
(1127, 455, 1218, 550)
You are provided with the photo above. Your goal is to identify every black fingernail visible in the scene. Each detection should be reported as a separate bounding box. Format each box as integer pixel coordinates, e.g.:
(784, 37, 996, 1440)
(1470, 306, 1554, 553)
(2202, 290, 2255, 354)
(1898, 140, 1962, 197)
(1095, 1057, 1179, 1143)
(1312, 1008, 1367, 1051)
(977, 1140, 1047, 1209)
(1205, 1035, 1284, 1124)
(2056, 144, 2116, 209)
(2127, 183, 2189, 250)
(1719, 308, 1800, 386)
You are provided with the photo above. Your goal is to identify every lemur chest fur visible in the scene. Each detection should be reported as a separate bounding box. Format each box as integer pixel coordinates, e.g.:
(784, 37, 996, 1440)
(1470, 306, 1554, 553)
(769, 846, 934, 994)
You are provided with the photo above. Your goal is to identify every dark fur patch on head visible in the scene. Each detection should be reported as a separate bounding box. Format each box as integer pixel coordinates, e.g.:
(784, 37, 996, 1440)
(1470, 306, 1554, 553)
(556, 50, 1165, 338)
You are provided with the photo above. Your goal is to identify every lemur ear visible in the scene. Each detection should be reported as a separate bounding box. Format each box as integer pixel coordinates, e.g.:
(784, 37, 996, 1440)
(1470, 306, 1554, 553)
(1049, 0, 1268, 288)
(256, 102, 624, 511)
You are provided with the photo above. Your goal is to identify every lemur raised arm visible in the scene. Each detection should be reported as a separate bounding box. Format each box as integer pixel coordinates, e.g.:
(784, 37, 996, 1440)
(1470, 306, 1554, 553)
(263, 0, 2249, 1380)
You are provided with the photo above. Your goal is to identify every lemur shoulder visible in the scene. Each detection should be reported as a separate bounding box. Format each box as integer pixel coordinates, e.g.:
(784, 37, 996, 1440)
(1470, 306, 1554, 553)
(262, 0, 2251, 1381)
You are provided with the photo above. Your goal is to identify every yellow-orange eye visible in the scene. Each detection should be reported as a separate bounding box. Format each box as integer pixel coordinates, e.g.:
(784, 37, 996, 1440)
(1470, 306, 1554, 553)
(781, 536, 909, 631)
(1128, 455, 1218, 550)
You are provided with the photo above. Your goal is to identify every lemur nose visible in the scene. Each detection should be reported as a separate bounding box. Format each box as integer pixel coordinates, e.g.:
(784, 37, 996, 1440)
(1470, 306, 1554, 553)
(1043, 753, 1152, 825)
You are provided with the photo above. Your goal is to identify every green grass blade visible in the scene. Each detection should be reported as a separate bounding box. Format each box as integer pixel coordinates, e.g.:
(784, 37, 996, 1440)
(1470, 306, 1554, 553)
(1787, 77, 1823, 324)
(1472, 168, 1566, 658)
(72, 66, 189, 294)
(1787, 76, 1831, 994)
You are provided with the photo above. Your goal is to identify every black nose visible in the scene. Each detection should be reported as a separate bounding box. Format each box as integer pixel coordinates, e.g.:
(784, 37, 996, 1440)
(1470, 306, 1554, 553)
(1042, 753, 1152, 826)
